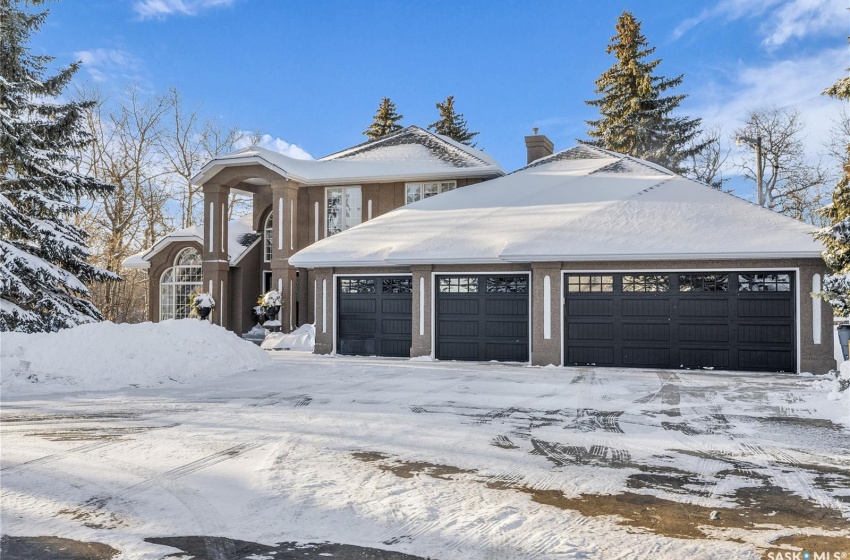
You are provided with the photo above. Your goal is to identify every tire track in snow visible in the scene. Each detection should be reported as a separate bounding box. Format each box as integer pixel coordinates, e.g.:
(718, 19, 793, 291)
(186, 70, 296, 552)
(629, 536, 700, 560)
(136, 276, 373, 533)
(0, 440, 119, 473)
(125, 435, 276, 493)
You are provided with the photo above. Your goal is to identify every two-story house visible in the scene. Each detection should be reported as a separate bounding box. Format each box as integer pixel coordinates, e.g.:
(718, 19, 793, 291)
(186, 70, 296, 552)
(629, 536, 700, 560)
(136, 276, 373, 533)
(124, 126, 504, 337)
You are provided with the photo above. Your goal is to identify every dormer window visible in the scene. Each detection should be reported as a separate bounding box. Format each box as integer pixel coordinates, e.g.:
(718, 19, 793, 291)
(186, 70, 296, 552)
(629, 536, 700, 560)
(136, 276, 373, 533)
(405, 181, 456, 204)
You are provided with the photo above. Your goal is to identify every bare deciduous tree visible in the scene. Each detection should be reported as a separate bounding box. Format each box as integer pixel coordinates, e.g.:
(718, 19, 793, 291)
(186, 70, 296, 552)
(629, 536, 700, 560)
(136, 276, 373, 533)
(159, 88, 258, 227)
(74, 85, 258, 323)
(734, 106, 827, 223)
(684, 126, 731, 189)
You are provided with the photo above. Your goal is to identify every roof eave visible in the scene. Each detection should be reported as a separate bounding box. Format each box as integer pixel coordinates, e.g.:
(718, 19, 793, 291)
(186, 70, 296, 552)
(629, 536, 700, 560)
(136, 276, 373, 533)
(191, 154, 304, 186)
(498, 251, 825, 262)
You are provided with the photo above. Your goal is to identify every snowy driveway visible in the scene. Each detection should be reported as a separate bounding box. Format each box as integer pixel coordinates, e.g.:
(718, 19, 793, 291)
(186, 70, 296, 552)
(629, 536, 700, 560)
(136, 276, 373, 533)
(2, 353, 849, 559)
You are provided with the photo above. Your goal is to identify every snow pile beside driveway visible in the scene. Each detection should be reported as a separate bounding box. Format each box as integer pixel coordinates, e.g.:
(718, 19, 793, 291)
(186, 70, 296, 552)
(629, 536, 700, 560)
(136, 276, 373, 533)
(1, 319, 271, 394)
(261, 323, 315, 351)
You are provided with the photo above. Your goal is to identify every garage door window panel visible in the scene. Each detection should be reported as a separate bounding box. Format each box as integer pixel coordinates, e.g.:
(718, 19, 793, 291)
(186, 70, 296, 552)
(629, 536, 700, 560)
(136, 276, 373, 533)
(383, 278, 412, 293)
(439, 277, 479, 293)
(486, 277, 528, 293)
(679, 274, 729, 292)
(341, 278, 375, 294)
(738, 274, 791, 292)
(623, 274, 670, 292)
(568, 275, 613, 293)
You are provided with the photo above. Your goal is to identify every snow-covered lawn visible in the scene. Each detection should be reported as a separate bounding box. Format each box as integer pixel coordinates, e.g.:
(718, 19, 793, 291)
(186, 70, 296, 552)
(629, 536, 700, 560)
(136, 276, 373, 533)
(2, 349, 849, 559)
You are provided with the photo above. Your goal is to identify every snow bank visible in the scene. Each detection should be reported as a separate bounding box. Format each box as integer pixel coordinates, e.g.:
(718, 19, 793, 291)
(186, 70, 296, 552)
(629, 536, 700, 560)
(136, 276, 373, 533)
(1, 320, 271, 395)
(261, 323, 315, 351)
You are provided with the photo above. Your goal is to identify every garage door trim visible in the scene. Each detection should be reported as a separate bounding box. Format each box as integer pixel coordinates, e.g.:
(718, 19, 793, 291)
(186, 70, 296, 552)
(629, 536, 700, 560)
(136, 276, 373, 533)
(333, 272, 414, 356)
(559, 268, 801, 373)
(431, 270, 532, 363)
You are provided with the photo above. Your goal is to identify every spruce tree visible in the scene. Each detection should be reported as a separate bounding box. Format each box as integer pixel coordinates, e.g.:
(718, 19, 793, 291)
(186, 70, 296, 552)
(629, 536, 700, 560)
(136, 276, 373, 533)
(428, 95, 478, 146)
(363, 97, 404, 140)
(1, 0, 118, 332)
(816, 68, 850, 317)
(584, 11, 704, 173)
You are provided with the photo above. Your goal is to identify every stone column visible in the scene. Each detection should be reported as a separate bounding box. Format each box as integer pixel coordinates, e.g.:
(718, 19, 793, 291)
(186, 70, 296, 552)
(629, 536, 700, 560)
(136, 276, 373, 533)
(531, 263, 562, 366)
(203, 183, 230, 327)
(313, 267, 334, 354)
(270, 179, 299, 331)
(410, 265, 433, 357)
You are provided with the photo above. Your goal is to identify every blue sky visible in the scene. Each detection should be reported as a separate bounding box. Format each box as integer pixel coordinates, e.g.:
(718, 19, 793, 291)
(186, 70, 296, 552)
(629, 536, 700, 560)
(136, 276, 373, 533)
(34, 0, 848, 172)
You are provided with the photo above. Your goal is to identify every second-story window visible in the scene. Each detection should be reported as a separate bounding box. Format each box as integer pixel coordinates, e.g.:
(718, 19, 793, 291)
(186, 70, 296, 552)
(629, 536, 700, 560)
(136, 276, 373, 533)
(326, 186, 361, 237)
(405, 181, 456, 204)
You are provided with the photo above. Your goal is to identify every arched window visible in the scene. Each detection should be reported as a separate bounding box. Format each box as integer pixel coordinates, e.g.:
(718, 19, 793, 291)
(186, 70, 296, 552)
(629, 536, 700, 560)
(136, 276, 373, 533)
(263, 212, 273, 262)
(160, 248, 203, 320)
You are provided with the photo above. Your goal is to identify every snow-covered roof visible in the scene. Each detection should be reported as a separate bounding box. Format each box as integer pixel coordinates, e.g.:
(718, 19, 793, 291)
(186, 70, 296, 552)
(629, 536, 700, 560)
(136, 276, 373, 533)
(289, 145, 824, 268)
(191, 126, 503, 186)
(123, 215, 259, 269)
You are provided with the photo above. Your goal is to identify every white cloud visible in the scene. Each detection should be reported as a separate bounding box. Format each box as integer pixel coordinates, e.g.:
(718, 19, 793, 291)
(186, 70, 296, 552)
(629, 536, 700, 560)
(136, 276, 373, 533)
(672, 0, 845, 48)
(73, 48, 144, 84)
(689, 47, 846, 168)
(762, 0, 847, 48)
(235, 133, 313, 160)
(133, 0, 234, 20)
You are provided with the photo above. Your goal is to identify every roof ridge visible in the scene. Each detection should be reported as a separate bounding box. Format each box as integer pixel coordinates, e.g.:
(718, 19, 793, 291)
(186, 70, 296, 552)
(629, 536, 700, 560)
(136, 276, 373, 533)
(321, 125, 491, 168)
(588, 156, 674, 177)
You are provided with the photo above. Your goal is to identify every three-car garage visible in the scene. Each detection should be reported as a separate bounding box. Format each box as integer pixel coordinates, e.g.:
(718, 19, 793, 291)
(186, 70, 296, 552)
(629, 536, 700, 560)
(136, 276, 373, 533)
(335, 270, 798, 373)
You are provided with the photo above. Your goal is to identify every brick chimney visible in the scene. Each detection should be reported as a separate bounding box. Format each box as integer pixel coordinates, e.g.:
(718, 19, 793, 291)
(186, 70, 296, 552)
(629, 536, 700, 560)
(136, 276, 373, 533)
(524, 128, 554, 164)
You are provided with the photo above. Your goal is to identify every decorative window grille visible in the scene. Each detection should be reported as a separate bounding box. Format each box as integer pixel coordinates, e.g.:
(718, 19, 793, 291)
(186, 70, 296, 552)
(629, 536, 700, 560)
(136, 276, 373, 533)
(486, 276, 528, 293)
(622, 275, 670, 292)
(679, 274, 729, 292)
(382, 278, 413, 293)
(439, 277, 479, 293)
(340, 278, 376, 294)
(738, 273, 791, 292)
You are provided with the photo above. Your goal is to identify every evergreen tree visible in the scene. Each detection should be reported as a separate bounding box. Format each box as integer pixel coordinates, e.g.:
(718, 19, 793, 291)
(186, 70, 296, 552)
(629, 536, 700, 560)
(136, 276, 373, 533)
(584, 11, 704, 173)
(363, 97, 404, 140)
(428, 95, 478, 146)
(816, 66, 850, 317)
(1, 0, 118, 332)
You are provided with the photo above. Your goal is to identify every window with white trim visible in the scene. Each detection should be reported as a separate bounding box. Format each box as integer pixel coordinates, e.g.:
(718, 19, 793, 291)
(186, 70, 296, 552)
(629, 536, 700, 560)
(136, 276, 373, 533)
(326, 186, 361, 236)
(159, 248, 202, 320)
(263, 212, 273, 262)
(405, 181, 456, 204)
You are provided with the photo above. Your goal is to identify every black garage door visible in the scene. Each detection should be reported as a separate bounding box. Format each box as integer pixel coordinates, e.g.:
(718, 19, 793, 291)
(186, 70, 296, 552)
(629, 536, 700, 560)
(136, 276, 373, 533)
(564, 272, 795, 372)
(337, 276, 412, 357)
(435, 274, 529, 362)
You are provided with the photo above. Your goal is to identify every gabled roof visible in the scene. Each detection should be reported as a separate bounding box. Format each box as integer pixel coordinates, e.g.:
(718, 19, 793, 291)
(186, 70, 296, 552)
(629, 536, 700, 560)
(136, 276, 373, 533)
(191, 126, 503, 186)
(289, 145, 824, 268)
(123, 215, 259, 270)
